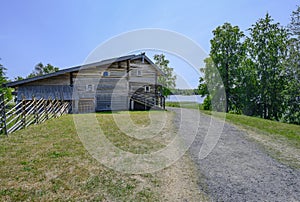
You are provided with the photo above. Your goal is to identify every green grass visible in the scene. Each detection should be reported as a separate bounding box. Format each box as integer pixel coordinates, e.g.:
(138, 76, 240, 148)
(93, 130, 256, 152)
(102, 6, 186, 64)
(166, 101, 202, 110)
(96, 111, 166, 154)
(0, 110, 209, 201)
(0, 112, 172, 201)
(200, 110, 300, 148)
(167, 101, 300, 146)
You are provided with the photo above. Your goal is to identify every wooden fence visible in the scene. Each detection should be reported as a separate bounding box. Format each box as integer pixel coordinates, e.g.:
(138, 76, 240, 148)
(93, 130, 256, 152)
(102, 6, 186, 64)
(0, 94, 70, 135)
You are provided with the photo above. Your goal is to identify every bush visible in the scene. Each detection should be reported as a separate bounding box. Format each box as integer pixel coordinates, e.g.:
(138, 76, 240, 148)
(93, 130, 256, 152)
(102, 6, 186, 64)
(202, 96, 211, 110)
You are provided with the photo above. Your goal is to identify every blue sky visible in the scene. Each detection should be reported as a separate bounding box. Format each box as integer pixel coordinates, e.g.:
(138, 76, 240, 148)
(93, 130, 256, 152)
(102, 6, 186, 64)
(0, 0, 297, 88)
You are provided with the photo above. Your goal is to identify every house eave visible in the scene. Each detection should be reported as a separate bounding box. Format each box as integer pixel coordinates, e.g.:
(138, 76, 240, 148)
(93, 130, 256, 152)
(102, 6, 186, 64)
(4, 53, 164, 87)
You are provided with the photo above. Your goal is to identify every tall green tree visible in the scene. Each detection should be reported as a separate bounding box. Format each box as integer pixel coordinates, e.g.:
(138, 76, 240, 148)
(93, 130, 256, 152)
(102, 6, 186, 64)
(198, 58, 212, 110)
(198, 57, 227, 111)
(154, 54, 176, 96)
(247, 13, 289, 120)
(0, 63, 12, 100)
(288, 5, 300, 36)
(210, 23, 245, 112)
(284, 5, 300, 124)
(237, 45, 259, 116)
(27, 63, 59, 78)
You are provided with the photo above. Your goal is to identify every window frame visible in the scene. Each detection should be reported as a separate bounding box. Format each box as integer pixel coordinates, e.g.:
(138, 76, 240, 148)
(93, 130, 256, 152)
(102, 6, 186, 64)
(86, 84, 94, 92)
(144, 85, 151, 93)
(137, 69, 142, 77)
(102, 71, 110, 77)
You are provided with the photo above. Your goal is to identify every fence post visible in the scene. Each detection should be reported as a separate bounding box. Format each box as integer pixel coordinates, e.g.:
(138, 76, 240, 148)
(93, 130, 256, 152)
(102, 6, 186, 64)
(58, 100, 62, 117)
(22, 96, 26, 129)
(33, 96, 38, 124)
(65, 102, 70, 114)
(44, 98, 48, 120)
(0, 94, 7, 135)
(56, 98, 61, 117)
(53, 99, 57, 118)
(49, 98, 53, 118)
(56, 99, 60, 117)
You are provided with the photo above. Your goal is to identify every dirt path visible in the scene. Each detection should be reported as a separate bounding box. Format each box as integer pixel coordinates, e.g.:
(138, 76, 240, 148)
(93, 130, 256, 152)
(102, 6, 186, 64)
(157, 153, 209, 201)
(169, 107, 300, 201)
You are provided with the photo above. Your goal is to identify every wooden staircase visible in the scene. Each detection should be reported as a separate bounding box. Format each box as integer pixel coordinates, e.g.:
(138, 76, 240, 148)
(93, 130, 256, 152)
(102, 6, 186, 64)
(130, 91, 164, 110)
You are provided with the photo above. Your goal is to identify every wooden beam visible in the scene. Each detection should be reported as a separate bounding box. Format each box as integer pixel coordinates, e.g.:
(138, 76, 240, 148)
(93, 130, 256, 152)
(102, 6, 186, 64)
(130, 64, 151, 68)
(70, 72, 73, 86)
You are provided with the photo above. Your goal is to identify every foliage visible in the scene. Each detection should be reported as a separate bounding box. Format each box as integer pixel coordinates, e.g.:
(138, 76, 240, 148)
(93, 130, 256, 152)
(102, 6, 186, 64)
(283, 5, 300, 124)
(198, 75, 211, 110)
(247, 13, 289, 120)
(236, 53, 258, 116)
(0, 63, 12, 100)
(14, 76, 24, 81)
(171, 88, 199, 95)
(209, 23, 245, 112)
(200, 9, 300, 124)
(288, 5, 300, 36)
(27, 63, 59, 78)
(154, 54, 176, 97)
(202, 96, 211, 110)
(198, 57, 225, 111)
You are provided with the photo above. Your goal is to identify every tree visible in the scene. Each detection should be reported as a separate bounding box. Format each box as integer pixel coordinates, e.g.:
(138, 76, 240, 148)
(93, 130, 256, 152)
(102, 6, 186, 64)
(288, 5, 300, 36)
(284, 5, 300, 124)
(247, 13, 289, 120)
(199, 10, 299, 124)
(198, 58, 213, 110)
(0, 63, 12, 100)
(198, 76, 210, 110)
(198, 57, 226, 111)
(284, 37, 300, 124)
(210, 23, 245, 112)
(237, 45, 259, 116)
(27, 63, 59, 78)
(153, 54, 176, 96)
(14, 76, 24, 81)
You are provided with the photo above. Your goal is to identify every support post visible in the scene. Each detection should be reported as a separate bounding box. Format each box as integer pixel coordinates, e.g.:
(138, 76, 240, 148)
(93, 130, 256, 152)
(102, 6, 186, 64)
(22, 96, 26, 129)
(33, 96, 38, 124)
(0, 94, 7, 135)
(44, 98, 48, 120)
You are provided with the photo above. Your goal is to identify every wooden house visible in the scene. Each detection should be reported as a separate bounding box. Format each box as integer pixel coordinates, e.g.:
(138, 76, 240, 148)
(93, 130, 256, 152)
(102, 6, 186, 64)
(5, 53, 165, 113)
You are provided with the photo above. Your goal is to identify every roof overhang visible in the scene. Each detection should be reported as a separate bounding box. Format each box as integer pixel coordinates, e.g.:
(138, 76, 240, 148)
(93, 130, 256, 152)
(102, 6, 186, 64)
(4, 54, 164, 88)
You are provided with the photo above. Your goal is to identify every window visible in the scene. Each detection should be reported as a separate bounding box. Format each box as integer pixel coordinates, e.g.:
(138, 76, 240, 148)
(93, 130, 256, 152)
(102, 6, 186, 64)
(102, 71, 110, 77)
(144, 86, 151, 93)
(137, 70, 142, 76)
(86, 84, 94, 92)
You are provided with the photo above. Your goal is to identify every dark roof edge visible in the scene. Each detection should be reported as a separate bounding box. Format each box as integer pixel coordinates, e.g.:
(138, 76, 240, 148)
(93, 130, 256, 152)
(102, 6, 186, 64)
(4, 54, 135, 87)
(4, 65, 81, 87)
(4, 53, 164, 87)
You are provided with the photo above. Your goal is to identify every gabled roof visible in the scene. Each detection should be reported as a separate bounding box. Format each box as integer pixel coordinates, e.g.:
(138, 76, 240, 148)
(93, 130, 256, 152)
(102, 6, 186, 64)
(5, 53, 164, 87)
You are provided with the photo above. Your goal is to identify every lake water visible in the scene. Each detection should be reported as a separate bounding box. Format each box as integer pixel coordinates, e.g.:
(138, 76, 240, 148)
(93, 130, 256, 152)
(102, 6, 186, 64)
(166, 95, 204, 103)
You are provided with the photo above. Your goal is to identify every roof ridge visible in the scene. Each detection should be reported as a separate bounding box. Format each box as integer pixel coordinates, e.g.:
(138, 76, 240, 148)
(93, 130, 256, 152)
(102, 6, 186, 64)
(4, 53, 156, 87)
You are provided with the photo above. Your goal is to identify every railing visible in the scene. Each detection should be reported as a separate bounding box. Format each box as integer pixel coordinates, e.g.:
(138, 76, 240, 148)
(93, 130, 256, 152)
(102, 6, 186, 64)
(130, 91, 165, 109)
(0, 94, 70, 135)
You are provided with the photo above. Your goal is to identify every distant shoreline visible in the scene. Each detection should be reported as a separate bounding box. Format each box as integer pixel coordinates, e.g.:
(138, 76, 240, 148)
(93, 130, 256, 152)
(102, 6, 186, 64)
(166, 95, 204, 104)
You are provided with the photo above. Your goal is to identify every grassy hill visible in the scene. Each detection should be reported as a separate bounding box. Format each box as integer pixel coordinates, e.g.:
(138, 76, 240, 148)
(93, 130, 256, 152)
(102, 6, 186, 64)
(0, 111, 206, 201)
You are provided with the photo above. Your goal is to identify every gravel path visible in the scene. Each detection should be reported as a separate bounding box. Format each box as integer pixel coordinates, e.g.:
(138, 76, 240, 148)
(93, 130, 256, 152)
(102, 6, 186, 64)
(169, 107, 300, 202)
